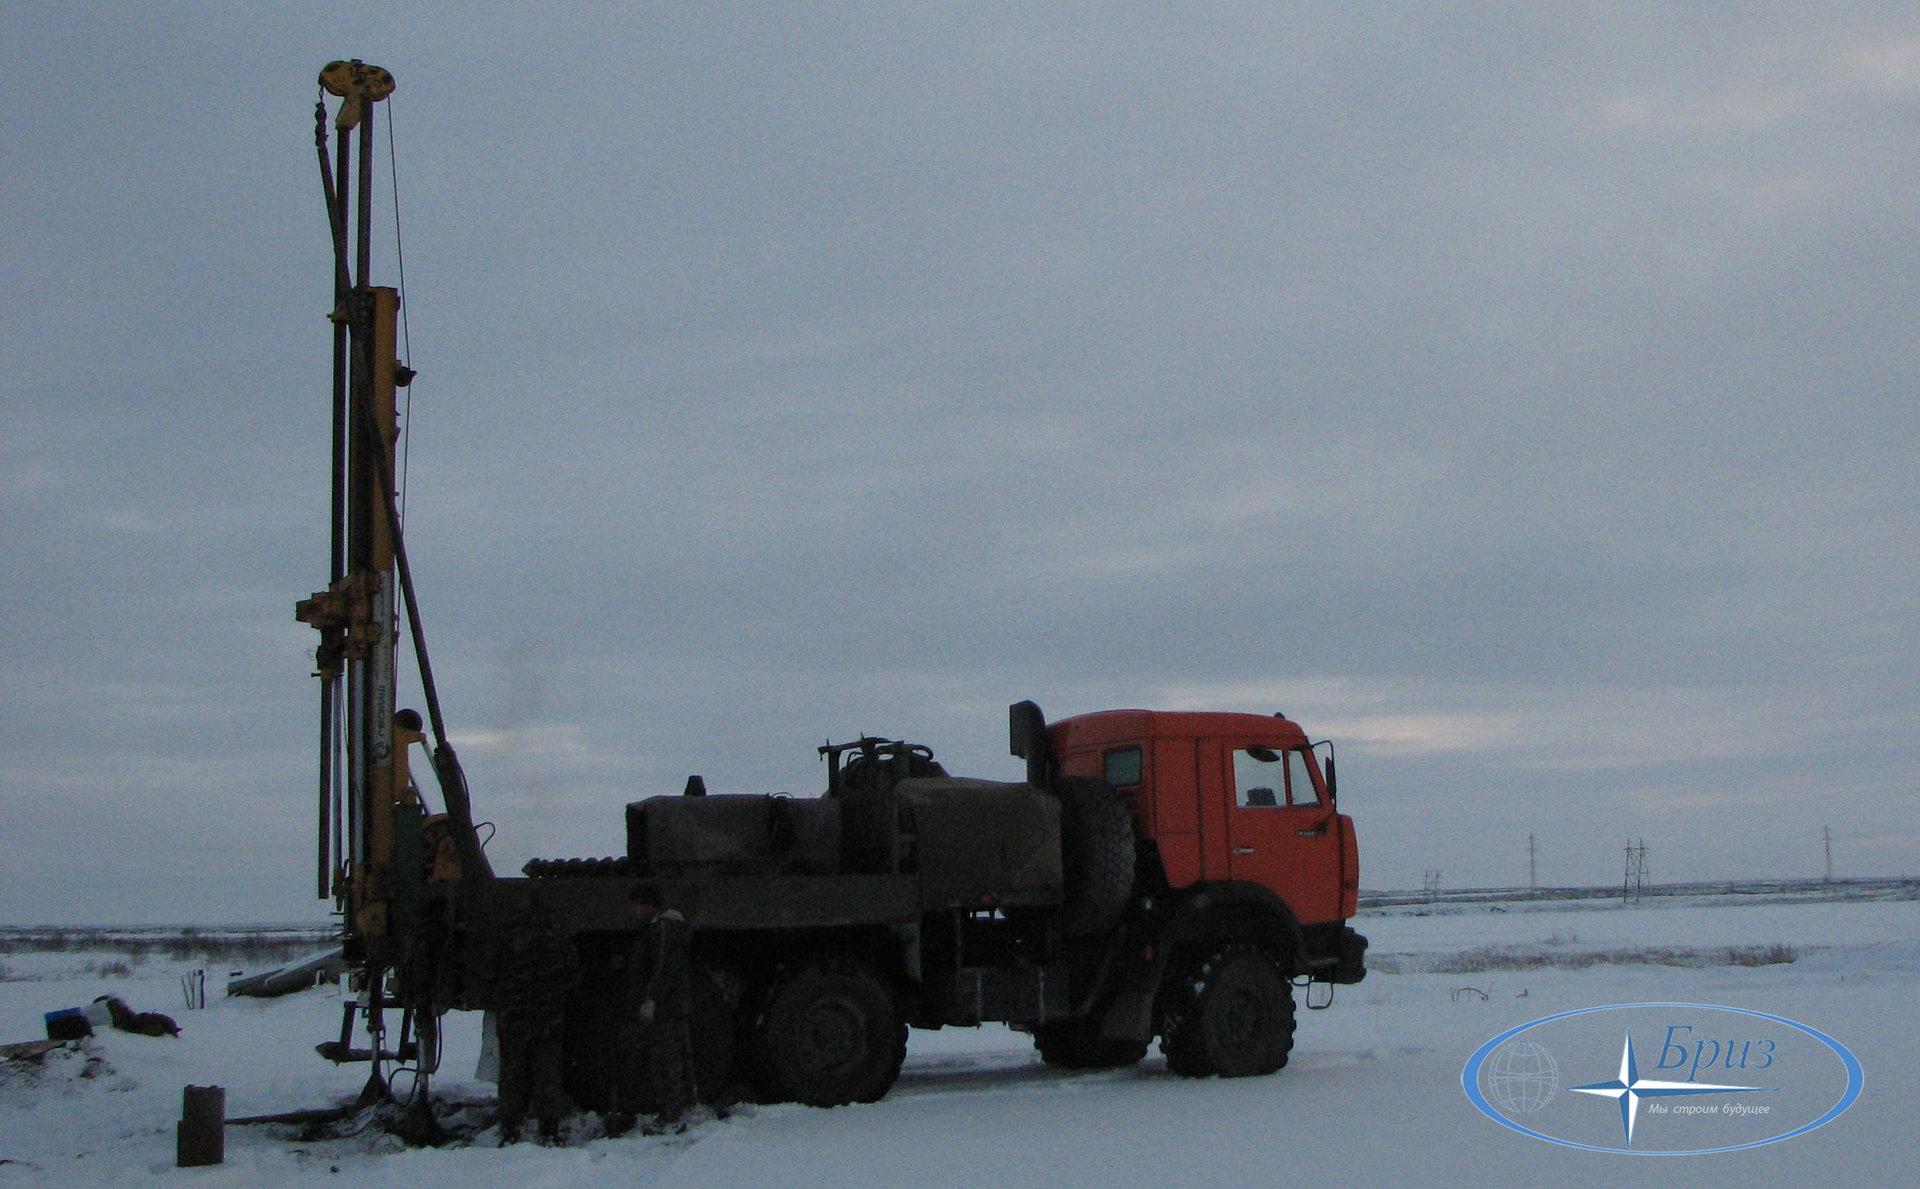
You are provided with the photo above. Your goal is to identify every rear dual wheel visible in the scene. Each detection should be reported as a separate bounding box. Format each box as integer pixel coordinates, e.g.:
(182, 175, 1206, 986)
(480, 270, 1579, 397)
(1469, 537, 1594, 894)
(753, 959, 906, 1107)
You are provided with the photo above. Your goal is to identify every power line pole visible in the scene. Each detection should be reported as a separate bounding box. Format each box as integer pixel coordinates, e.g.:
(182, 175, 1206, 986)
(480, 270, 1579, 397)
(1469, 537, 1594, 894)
(1824, 824, 1833, 885)
(1528, 833, 1538, 890)
(1622, 838, 1647, 903)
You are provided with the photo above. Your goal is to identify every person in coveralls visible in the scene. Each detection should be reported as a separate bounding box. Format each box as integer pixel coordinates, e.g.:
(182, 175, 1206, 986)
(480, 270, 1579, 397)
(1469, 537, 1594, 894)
(610, 881, 693, 1136)
(493, 896, 580, 1142)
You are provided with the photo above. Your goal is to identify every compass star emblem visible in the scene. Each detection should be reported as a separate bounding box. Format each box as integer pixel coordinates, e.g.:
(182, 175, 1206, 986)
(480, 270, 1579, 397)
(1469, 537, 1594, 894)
(1569, 1034, 1775, 1147)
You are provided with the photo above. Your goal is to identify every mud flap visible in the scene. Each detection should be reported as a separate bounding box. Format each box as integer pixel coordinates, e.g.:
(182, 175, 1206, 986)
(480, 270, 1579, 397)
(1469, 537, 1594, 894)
(1097, 945, 1167, 1044)
(1099, 986, 1157, 1044)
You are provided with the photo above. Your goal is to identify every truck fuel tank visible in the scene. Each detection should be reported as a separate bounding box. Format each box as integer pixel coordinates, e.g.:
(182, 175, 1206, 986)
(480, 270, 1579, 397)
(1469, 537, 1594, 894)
(625, 779, 1065, 912)
(890, 778, 1063, 910)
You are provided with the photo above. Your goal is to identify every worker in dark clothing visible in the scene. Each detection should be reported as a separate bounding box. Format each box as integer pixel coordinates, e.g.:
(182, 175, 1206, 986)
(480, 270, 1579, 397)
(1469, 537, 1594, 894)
(493, 898, 580, 1143)
(613, 882, 693, 1135)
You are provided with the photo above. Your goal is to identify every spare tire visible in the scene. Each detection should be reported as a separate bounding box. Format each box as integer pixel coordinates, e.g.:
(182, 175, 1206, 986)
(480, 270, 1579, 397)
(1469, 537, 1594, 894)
(1052, 776, 1136, 936)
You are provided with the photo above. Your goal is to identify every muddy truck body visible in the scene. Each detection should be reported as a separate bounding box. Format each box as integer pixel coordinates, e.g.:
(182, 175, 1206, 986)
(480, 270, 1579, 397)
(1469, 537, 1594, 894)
(406, 704, 1367, 1110)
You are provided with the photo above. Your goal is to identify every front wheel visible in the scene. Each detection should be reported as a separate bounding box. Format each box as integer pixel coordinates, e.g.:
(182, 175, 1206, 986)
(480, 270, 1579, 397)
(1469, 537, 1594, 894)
(1160, 945, 1295, 1078)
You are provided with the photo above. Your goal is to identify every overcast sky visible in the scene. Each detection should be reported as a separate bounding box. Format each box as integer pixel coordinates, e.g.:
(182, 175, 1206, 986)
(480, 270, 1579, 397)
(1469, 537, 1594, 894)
(3, 3, 1916, 924)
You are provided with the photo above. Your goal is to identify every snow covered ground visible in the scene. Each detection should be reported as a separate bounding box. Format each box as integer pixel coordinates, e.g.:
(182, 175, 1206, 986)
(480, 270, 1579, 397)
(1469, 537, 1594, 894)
(2, 894, 1913, 1186)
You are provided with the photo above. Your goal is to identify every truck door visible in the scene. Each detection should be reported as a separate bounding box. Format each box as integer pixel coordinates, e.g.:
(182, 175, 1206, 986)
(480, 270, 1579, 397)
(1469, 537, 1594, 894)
(1222, 743, 1341, 925)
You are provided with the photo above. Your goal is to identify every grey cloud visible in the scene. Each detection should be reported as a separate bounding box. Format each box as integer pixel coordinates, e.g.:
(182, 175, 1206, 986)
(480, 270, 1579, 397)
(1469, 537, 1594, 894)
(3, 2, 1915, 920)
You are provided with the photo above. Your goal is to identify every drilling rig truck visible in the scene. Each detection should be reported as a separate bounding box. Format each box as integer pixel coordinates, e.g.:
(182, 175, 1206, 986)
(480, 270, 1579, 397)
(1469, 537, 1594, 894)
(299, 60, 1367, 1126)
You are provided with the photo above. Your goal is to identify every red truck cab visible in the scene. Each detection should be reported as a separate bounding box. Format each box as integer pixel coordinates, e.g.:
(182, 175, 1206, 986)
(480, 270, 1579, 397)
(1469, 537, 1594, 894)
(1050, 710, 1360, 927)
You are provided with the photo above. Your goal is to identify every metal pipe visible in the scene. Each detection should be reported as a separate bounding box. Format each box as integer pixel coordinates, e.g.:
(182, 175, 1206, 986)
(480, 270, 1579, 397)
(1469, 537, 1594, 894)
(319, 679, 332, 899)
(347, 112, 375, 893)
(355, 114, 373, 292)
(332, 678, 344, 895)
(331, 125, 351, 582)
(315, 101, 350, 902)
(348, 666, 364, 870)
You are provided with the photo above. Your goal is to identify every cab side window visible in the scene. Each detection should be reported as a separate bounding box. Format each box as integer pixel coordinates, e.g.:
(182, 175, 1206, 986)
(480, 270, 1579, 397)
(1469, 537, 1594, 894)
(1103, 747, 1143, 788)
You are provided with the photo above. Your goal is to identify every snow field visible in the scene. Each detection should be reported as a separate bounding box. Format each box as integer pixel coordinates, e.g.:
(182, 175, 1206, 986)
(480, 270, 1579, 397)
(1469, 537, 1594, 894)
(0, 896, 1913, 1186)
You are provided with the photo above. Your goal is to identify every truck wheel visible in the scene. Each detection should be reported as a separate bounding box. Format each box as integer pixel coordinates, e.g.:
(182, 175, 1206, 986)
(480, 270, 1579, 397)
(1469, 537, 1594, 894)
(1160, 945, 1294, 1078)
(1053, 777, 1135, 936)
(754, 959, 906, 1107)
(1033, 1017, 1148, 1070)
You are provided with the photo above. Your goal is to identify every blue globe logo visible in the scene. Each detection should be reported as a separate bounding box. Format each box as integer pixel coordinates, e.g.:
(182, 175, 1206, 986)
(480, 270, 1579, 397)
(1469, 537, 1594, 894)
(1486, 1041, 1559, 1114)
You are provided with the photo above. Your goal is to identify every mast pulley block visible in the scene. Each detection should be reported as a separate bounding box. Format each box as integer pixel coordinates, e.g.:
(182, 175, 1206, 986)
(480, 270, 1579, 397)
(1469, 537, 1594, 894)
(319, 59, 395, 130)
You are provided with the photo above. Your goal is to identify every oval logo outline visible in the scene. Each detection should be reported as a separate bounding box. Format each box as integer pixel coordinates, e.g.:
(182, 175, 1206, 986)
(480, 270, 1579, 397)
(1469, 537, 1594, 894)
(1461, 1001, 1864, 1156)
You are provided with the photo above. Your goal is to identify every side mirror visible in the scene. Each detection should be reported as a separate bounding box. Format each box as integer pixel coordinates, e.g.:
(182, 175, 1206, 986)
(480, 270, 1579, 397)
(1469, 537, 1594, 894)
(1325, 753, 1338, 802)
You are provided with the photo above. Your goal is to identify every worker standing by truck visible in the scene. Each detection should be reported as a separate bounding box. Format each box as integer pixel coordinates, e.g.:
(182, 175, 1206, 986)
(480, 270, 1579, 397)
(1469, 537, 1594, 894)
(622, 883, 692, 1135)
